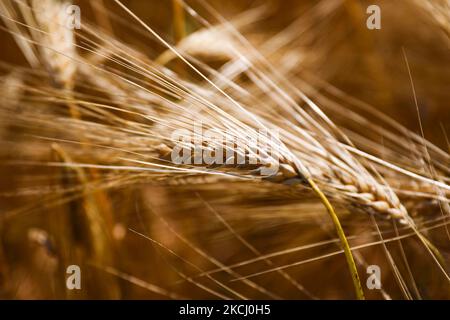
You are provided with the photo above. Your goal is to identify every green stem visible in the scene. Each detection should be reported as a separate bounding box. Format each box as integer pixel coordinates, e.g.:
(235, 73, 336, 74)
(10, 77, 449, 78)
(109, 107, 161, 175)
(307, 177, 365, 300)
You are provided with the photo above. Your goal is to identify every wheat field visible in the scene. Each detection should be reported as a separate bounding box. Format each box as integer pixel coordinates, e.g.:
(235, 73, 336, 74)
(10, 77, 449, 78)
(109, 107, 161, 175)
(0, 0, 449, 300)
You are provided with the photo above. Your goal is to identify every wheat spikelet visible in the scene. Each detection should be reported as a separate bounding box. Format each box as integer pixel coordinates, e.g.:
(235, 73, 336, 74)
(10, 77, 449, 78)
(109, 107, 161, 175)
(29, 0, 77, 90)
(414, 0, 450, 39)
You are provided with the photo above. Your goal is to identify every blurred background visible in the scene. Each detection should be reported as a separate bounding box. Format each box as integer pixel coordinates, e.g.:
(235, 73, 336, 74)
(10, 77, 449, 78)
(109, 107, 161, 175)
(0, 0, 449, 299)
